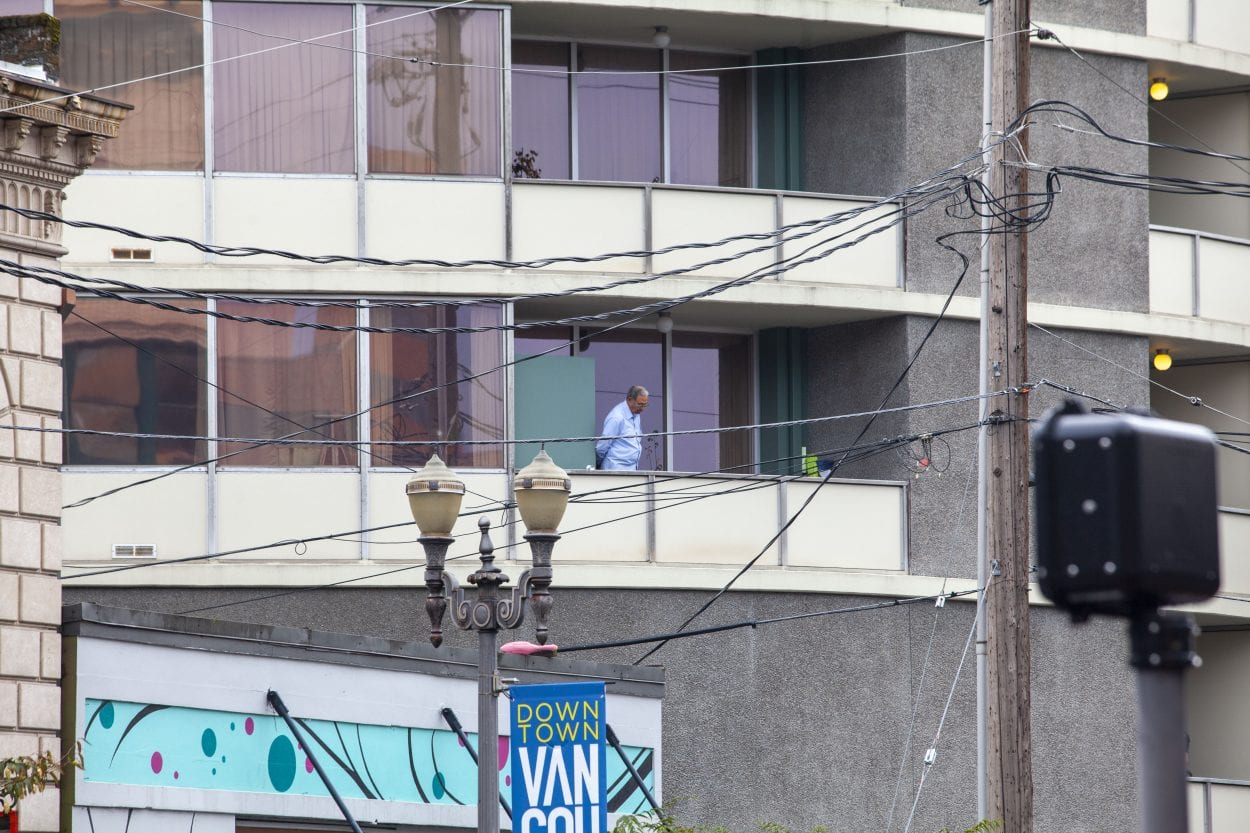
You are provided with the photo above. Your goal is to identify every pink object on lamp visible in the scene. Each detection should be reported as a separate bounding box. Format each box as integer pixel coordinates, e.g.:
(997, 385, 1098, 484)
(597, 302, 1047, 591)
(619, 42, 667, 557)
(500, 641, 558, 656)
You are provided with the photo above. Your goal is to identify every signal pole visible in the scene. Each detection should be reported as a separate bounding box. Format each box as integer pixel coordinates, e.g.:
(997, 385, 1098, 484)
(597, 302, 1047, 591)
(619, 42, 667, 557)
(983, 0, 1034, 830)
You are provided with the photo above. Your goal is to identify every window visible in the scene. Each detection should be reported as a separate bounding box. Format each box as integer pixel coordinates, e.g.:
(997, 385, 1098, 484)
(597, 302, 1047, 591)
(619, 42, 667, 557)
(669, 52, 751, 188)
(58, 0, 205, 171)
(370, 306, 505, 469)
(576, 46, 662, 184)
(63, 298, 507, 470)
(515, 325, 753, 473)
(671, 332, 750, 472)
(216, 304, 358, 467)
(366, 6, 503, 175)
(213, 3, 355, 173)
(63, 300, 208, 465)
(512, 41, 751, 186)
(512, 41, 571, 180)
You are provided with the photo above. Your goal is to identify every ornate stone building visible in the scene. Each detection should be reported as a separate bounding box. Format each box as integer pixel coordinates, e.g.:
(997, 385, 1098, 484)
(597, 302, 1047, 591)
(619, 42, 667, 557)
(0, 55, 126, 832)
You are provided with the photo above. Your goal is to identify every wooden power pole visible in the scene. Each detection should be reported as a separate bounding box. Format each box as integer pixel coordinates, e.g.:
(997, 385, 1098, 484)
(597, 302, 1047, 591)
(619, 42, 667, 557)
(984, 0, 1034, 830)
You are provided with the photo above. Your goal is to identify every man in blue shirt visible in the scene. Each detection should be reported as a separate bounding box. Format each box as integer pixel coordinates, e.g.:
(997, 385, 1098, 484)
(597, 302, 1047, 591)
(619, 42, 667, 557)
(595, 385, 649, 470)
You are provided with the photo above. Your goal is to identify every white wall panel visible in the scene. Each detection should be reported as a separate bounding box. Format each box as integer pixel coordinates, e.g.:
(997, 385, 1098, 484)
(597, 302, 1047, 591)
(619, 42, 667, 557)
(650, 189, 776, 279)
(215, 177, 356, 266)
(63, 471, 208, 563)
(1211, 782, 1250, 832)
(560, 473, 650, 561)
(652, 475, 780, 565)
(512, 184, 646, 273)
(216, 470, 359, 559)
(781, 196, 899, 287)
(1147, 0, 1190, 40)
(784, 481, 905, 571)
(1194, 0, 1250, 53)
(1148, 229, 1195, 316)
(62, 175, 205, 265)
(365, 179, 505, 262)
(1197, 238, 1250, 326)
(1219, 511, 1250, 596)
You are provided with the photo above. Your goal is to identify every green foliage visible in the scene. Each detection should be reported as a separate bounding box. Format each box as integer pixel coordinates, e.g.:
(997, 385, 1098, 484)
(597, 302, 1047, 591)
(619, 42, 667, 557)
(611, 805, 999, 833)
(0, 744, 81, 814)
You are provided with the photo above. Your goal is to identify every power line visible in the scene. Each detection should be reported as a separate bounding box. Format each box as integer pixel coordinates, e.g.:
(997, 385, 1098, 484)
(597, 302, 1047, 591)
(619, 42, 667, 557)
(556, 589, 981, 654)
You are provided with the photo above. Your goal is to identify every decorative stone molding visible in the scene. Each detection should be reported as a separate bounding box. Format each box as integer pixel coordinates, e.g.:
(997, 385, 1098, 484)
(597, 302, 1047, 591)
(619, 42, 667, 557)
(1, 118, 32, 153)
(74, 134, 103, 168)
(37, 125, 68, 161)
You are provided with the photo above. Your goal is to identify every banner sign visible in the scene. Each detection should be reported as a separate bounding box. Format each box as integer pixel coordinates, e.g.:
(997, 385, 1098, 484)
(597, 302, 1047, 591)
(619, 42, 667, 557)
(510, 681, 607, 833)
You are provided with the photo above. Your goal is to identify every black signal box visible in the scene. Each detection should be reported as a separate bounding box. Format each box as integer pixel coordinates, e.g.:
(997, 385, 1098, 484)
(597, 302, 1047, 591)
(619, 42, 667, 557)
(1033, 401, 1220, 618)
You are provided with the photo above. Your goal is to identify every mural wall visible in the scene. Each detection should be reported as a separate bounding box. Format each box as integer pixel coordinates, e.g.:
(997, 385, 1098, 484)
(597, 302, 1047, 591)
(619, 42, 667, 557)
(82, 699, 656, 815)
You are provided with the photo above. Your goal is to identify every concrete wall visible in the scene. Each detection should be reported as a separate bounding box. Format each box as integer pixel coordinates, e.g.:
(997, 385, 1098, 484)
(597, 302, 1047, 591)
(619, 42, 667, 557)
(803, 33, 1150, 312)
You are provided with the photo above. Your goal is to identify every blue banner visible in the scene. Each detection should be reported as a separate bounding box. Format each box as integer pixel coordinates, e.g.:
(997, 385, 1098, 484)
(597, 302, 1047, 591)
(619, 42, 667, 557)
(510, 682, 607, 833)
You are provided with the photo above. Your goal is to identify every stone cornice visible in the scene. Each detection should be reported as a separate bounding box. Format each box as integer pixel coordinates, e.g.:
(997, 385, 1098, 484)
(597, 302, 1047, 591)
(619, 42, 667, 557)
(0, 74, 130, 139)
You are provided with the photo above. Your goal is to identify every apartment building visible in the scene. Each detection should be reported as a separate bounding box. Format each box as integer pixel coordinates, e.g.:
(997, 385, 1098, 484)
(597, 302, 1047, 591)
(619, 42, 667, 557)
(16, 0, 1250, 831)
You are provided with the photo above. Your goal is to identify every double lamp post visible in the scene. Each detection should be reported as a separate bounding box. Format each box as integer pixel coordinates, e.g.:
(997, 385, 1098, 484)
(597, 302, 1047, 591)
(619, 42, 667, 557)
(406, 450, 572, 833)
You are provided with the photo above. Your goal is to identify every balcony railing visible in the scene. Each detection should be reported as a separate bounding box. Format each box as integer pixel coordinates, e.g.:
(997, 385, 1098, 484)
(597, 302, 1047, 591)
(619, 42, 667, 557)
(1220, 509, 1250, 596)
(1149, 226, 1250, 327)
(1148, 0, 1250, 54)
(61, 469, 908, 576)
(1189, 778, 1250, 833)
(63, 176, 902, 289)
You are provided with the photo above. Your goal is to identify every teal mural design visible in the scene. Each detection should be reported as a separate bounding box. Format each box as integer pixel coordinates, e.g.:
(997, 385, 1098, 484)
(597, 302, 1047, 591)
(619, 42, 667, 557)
(82, 699, 655, 814)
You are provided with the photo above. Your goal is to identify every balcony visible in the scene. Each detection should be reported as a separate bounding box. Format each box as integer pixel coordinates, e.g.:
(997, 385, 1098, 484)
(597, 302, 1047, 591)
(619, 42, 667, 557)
(1149, 226, 1250, 327)
(61, 469, 908, 581)
(62, 176, 902, 291)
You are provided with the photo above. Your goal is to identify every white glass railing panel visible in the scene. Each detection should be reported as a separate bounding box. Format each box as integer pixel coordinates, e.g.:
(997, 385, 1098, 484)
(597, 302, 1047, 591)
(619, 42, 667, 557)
(364, 179, 506, 263)
(63, 470, 209, 563)
(1219, 510, 1250, 597)
(215, 177, 357, 266)
(62, 175, 206, 265)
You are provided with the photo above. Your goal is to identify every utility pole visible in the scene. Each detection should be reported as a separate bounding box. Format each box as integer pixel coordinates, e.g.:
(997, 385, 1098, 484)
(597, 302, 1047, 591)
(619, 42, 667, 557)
(984, 0, 1033, 830)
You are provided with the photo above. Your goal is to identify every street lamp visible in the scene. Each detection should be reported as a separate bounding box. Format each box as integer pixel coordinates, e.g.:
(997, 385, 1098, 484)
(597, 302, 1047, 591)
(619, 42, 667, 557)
(407, 450, 571, 833)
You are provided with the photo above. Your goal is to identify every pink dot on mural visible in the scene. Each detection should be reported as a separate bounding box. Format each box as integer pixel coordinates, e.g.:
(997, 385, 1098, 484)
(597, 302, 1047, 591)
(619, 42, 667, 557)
(245, 717, 255, 735)
(174, 771, 180, 780)
(497, 736, 509, 770)
(506, 775, 511, 787)
(305, 758, 314, 774)
(151, 751, 163, 773)
(458, 736, 464, 747)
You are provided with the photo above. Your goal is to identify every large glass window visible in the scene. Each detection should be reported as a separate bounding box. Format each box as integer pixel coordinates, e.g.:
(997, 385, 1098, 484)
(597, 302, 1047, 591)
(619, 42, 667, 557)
(513, 41, 751, 186)
(366, 6, 502, 175)
(511, 42, 571, 180)
(216, 305, 358, 467)
(213, 3, 354, 173)
(669, 52, 751, 188)
(671, 332, 751, 472)
(370, 306, 505, 469)
(63, 300, 208, 465)
(58, 0, 205, 171)
(579, 328, 666, 470)
(575, 46, 662, 184)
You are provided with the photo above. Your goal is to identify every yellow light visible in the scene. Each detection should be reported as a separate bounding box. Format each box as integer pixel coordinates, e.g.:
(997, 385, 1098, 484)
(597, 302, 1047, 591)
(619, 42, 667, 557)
(1153, 349, 1173, 372)
(1150, 78, 1170, 101)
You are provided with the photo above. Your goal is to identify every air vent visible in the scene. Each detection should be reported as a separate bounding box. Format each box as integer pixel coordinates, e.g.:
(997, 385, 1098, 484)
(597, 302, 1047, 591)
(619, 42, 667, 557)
(110, 247, 153, 261)
(112, 544, 156, 559)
